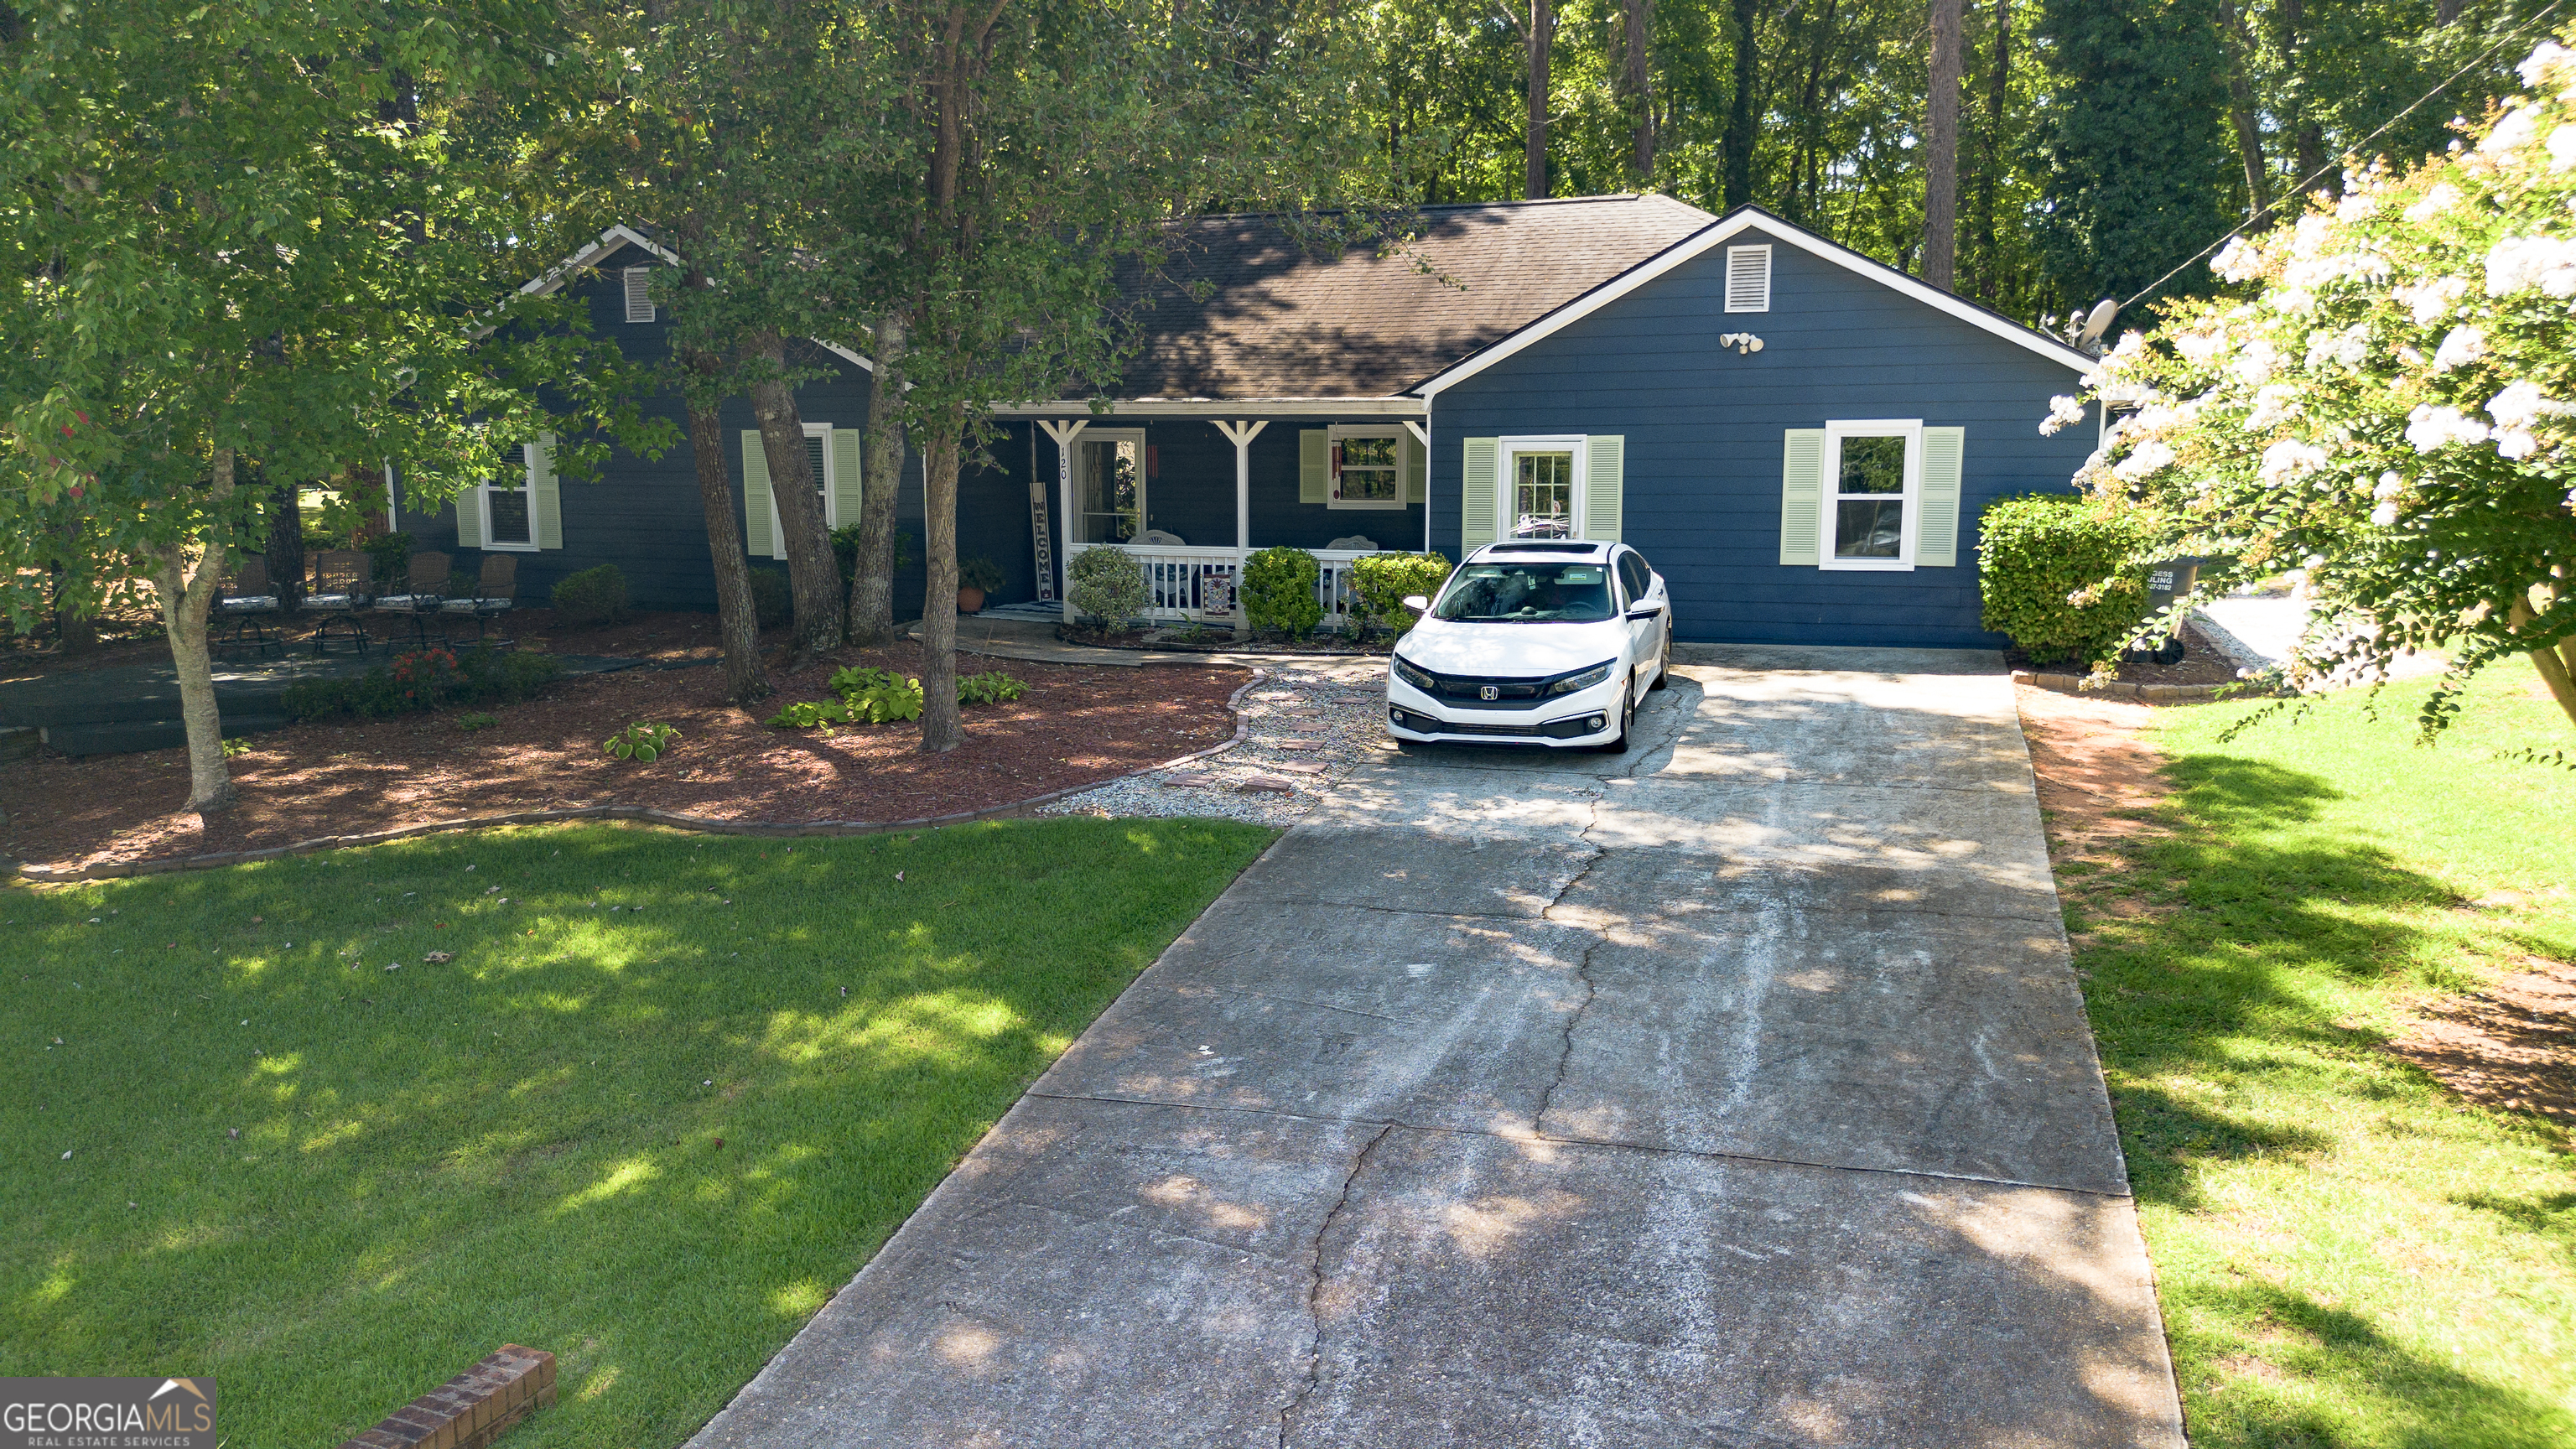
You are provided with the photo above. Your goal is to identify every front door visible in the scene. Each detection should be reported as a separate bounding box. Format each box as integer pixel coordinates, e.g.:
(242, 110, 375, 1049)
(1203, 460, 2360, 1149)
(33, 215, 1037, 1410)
(1076, 432, 1145, 543)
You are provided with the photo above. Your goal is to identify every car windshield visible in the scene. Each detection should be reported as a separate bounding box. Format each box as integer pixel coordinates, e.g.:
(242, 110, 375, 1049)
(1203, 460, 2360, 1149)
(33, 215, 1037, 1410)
(1434, 562, 1616, 623)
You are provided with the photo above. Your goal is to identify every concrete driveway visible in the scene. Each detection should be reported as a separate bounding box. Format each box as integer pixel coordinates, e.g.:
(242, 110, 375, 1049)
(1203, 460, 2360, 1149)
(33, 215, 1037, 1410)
(688, 645, 2184, 1448)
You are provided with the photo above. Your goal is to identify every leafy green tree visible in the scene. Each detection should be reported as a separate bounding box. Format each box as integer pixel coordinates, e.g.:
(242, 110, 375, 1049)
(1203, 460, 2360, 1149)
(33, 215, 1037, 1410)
(0, 0, 658, 811)
(2058, 35, 2576, 735)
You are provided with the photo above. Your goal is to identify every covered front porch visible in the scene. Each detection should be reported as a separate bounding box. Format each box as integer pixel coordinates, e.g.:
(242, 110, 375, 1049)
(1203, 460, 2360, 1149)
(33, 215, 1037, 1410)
(1003, 402, 1432, 629)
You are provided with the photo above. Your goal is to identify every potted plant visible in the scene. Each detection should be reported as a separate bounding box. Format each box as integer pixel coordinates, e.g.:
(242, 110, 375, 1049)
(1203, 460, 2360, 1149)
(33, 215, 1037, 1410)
(957, 556, 1005, 615)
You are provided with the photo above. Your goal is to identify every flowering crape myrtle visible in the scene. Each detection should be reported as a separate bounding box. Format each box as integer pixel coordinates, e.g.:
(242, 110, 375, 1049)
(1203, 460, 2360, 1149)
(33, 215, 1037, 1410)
(2044, 35, 2576, 738)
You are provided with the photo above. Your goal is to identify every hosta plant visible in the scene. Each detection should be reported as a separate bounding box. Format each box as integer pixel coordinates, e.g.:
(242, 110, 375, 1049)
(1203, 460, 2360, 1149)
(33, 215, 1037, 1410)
(603, 720, 680, 762)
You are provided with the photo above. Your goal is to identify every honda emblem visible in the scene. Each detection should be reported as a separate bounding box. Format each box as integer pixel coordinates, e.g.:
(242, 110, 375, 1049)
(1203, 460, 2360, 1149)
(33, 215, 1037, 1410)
(1478, 685, 1498, 701)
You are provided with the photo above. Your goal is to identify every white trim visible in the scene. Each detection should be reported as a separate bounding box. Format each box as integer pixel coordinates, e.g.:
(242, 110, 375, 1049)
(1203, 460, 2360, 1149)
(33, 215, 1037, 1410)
(1413, 209, 2096, 397)
(1326, 423, 1406, 511)
(384, 461, 398, 532)
(763, 423, 839, 558)
(1724, 244, 1773, 313)
(993, 397, 1425, 418)
(514, 226, 876, 371)
(1817, 418, 1923, 572)
(1498, 434, 1590, 540)
(478, 444, 542, 553)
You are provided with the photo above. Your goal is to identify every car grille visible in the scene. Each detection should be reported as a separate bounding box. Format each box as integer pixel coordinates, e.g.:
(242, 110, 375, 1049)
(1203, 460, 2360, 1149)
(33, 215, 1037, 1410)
(1406, 667, 1549, 710)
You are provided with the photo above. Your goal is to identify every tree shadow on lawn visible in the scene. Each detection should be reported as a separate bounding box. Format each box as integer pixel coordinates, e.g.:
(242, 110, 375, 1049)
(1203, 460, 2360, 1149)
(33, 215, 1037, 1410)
(2064, 753, 2575, 1446)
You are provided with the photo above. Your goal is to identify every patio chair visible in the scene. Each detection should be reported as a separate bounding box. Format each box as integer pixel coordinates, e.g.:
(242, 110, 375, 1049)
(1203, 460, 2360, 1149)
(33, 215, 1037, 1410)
(1325, 535, 1380, 552)
(374, 551, 454, 648)
(1135, 528, 1187, 545)
(212, 555, 283, 658)
(304, 549, 374, 656)
(439, 553, 517, 648)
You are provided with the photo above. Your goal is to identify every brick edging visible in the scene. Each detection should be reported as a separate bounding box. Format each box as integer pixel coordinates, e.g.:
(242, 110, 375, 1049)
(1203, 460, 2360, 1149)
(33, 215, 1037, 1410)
(2010, 667, 2269, 704)
(8, 671, 1272, 884)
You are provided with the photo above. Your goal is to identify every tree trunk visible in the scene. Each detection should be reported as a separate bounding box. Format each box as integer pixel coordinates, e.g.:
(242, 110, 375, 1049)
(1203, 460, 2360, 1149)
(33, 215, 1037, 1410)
(157, 449, 239, 814)
(1723, 0, 1759, 207)
(2512, 593, 2576, 730)
(2214, 0, 2272, 222)
(1524, 0, 1553, 199)
(683, 359, 771, 704)
(1924, 0, 1963, 288)
(849, 314, 910, 647)
(266, 473, 306, 613)
(1619, 0, 1655, 183)
(2276, 0, 2339, 204)
(1972, 0, 2009, 301)
(746, 330, 843, 655)
(917, 421, 964, 753)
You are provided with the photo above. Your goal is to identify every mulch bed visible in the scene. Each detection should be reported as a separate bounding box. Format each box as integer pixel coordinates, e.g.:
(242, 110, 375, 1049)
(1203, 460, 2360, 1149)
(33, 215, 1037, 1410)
(3, 636, 1249, 873)
(2006, 620, 2243, 688)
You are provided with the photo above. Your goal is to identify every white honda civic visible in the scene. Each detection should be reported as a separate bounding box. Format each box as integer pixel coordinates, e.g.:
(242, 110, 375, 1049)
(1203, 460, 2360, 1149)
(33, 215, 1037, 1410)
(1384, 540, 1672, 750)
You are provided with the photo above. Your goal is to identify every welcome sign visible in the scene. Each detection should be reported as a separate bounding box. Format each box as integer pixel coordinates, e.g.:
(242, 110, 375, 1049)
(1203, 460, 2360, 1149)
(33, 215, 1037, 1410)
(1, 1379, 216, 1449)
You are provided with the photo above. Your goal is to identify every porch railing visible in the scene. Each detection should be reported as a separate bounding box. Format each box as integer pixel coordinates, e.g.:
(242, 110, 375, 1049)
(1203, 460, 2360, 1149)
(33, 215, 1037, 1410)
(1062, 542, 1394, 627)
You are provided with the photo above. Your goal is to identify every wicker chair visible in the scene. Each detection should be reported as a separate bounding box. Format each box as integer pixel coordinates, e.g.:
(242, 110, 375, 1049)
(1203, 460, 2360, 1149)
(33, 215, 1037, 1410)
(375, 551, 454, 647)
(304, 550, 373, 656)
(213, 555, 283, 658)
(439, 553, 518, 648)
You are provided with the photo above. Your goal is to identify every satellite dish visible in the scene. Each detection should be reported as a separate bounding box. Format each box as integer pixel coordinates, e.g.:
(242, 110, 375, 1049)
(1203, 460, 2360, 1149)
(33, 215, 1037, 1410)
(2075, 299, 2120, 351)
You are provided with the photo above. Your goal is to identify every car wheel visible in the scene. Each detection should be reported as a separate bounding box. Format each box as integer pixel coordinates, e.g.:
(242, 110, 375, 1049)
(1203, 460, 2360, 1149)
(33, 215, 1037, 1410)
(1597, 674, 1633, 752)
(1648, 630, 1670, 690)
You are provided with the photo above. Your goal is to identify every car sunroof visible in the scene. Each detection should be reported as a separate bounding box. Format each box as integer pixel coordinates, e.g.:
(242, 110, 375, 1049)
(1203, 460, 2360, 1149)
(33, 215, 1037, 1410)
(1488, 542, 1600, 553)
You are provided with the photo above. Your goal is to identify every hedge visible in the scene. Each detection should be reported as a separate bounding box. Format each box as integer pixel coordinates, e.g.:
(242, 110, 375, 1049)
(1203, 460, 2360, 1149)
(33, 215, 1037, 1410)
(1976, 494, 2154, 667)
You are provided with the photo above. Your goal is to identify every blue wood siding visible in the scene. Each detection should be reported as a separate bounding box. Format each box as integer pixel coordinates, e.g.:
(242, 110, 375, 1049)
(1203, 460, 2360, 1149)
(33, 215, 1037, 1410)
(1426, 223, 2099, 649)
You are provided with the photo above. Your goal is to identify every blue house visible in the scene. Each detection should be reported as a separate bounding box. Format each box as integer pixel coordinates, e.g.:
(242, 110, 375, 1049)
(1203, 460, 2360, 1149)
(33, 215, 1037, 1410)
(406, 200, 2100, 649)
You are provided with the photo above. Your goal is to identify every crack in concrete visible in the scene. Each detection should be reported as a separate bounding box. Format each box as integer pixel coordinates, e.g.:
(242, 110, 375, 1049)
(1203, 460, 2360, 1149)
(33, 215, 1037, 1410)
(1533, 797, 1613, 1135)
(1212, 986, 1422, 1026)
(1278, 1120, 1395, 1447)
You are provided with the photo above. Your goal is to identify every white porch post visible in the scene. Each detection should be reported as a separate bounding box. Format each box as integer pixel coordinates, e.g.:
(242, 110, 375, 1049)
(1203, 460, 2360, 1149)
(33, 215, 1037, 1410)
(1037, 418, 1088, 623)
(1404, 418, 1431, 556)
(1213, 419, 1266, 627)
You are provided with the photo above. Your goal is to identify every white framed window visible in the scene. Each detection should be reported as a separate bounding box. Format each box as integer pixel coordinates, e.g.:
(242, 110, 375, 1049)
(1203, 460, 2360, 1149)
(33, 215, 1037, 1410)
(765, 423, 838, 557)
(1726, 245, 1773, 313)
(622, 267, 656, 324)
(1819, 419, 1922, 571)
(1327, 425, 1406, 510)
(479, 444, 541, 552)
(1498, 435, 1589, 539)
(1073, 428, 1147, 543)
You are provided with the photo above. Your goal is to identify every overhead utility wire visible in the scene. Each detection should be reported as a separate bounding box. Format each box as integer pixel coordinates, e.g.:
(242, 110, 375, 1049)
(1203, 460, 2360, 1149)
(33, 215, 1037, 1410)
(2118, 0, 2569, 313)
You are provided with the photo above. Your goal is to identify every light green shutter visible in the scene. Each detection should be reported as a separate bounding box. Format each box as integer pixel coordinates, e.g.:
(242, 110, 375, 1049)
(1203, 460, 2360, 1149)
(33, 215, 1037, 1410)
(455, 486, 485, 549)
(1779, 428, 1825, 566)
(741, 429, 775, 558)
(1462, 437, 1500, 548)
(1300, 429, 1329, 504)
(1583, 435, 1623, 543)
(831, 427, 864, 527)
(1915, 426, 1964, 567)
(1404, 434, 1427, 503)
(532, 434, 562, 549)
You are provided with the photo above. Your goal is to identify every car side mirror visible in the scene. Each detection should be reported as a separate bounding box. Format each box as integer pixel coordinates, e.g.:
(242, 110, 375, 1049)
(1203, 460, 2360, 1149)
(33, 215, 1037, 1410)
(1401, 595, 1430, 617)
(1625, 603, 1664, 621)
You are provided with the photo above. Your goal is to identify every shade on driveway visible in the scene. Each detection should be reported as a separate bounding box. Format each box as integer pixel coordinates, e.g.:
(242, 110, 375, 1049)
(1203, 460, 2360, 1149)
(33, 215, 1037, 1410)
(688, 644, 2184, 1448)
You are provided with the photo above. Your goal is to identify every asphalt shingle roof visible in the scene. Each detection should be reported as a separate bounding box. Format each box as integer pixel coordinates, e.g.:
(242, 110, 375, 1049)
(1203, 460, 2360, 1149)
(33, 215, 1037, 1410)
(1100, 194, 1716, 400)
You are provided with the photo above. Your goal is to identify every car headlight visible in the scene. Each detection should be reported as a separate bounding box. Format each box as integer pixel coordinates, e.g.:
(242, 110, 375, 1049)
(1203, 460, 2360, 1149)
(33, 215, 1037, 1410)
(1546, 661, 1615, 695)
(1391, 656, 1437, 693)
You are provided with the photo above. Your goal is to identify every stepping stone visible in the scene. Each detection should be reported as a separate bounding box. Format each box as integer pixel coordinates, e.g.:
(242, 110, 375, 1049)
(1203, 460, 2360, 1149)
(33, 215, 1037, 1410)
(1237, 775, 1299, 793)
(1288, 722, 1332, 733)
(1161, 771, 1220, 788)
(1267, 739, 1323, 751)
(1265, 761, 1327, 775)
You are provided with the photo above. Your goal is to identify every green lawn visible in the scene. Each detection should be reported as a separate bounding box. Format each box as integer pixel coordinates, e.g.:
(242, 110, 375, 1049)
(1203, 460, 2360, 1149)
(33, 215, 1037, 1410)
(2, 817, 1275, 1447)
(2062, 660, 2576, 1446)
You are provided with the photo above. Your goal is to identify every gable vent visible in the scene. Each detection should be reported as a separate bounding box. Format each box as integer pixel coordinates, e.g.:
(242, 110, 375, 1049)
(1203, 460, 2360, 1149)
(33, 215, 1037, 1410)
(1725, 245, 1772, 313)
(622, 267, 656, 324)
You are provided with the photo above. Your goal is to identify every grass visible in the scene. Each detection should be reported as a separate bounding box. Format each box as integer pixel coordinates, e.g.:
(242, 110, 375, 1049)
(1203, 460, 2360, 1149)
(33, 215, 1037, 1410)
(2061, 659, 2576, 1446)
(1, 816, 1275, 1447)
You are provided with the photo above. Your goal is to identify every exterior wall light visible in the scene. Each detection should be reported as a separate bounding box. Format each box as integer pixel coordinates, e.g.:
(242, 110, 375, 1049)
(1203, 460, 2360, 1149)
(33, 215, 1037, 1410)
(1717, 332, 1765, 356)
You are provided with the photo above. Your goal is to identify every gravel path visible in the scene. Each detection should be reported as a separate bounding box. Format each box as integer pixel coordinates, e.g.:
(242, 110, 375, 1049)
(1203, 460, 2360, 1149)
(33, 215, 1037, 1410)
(1041, 659, 1388, 827)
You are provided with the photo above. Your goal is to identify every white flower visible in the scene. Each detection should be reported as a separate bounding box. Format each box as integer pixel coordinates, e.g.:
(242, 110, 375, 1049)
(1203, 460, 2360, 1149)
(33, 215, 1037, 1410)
(2482, 104, 2542, 158)
(2405, 403, 2492, 453)
(2370, 501, 2401, 526)
(2213, 236, 2263, 283)
(2519, 39, 2574, 90)
(2111, 331, 2147, 360)
(2174, 329, 2228, 366)
(2304, 325, 2370, 369)
(2403, 184, 2461, 223)
(2552, 125, 2576, 173)
(2374, 470, 2403, 501)
(2484, 234, 2576, 297)
(2430, 325, 2489, 372)
(2496, 426, 2542, 460)
(2245, 384, 2303, 429)
(2338, 191, 2379, 222)
(2258, 439, 2329, 486)
(2039, 394, 2087, 435)
(2113, 439, 2178, 482)
(2392, 274, 2468, 325)
(2485, 379, 2568, 428)
(2231, 336, 2280, 387)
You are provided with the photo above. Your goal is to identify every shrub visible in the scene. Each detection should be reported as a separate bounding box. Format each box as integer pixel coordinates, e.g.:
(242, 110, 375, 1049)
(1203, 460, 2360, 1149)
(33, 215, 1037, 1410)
(603, 720, 680, 762)
(459, 647, 562, 703)
(1241, 546, 1323, 640)
(958, 671, 1026, 705)
(282, 647, 561, 721)
(769, 665, 927, 731)
(747, 568, 792, 628)
(1067, 546, 1149, 629)
(830, 524, 915, 581)
(828, 664, 896, 697)
(1349, 553, 1454, 636)
(958, 556, 1006, 593)
(1977, 495, 2154, 668)
(551, 564, 630, 626)
(362, 532, 413, 591)
(852, 674, 925, 723)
